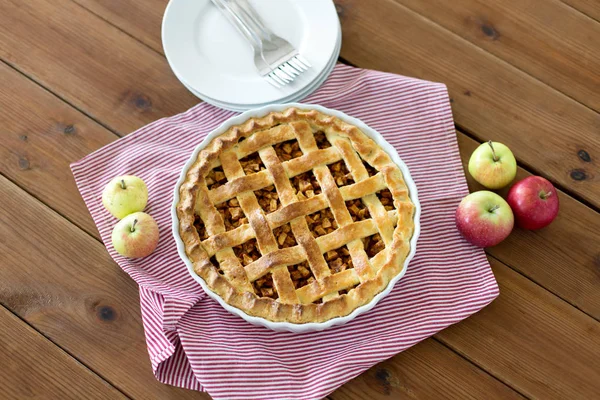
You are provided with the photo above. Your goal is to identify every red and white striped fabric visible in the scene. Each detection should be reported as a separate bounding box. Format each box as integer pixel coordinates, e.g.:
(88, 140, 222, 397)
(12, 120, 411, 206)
(71, 64, 498, 400)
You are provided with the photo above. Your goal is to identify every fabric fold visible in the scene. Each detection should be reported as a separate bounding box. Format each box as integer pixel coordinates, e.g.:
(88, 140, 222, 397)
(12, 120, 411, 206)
(71, 64, 498, 400)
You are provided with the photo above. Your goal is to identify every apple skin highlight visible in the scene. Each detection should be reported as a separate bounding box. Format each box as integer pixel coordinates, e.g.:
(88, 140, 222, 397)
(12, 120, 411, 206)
(456, 191, 514, 248)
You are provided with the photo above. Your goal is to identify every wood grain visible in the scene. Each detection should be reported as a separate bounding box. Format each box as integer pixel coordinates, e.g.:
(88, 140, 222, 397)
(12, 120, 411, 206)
(395, 0, 600, 112)
(330, 338, 524, 399)
(0, 174, 517, 400)
(0, 176, 209, 400)
(438, 256, 600, 399)
(560, 0, 600, 22)
(79, 0, 600, 114)
(2, 0, 599, 209)
(334, 0, 600, 208)
(457, 134, 600, 320)
(1, 1, 599, 398)
(2, 45, 598, 343)
(0, 0, 198, 135)
(0, 305, 126, 399)
(0, 62, 117, 237)
(72, 0, 166, 53)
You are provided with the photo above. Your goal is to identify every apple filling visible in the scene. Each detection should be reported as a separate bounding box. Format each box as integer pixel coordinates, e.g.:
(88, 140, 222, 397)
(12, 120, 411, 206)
(315, 131, 332, 149)
(205, 166, 227, 190)
(233, 238, 260, 267)
(305, 208, 338, 238)
(274, 139, 303, 161)
(216, 198, 247, 232)
(239, 152, 266, 175)
(325, 245, 353, 274)
(377, 189, 394, 211)
(328, 160, 355, 187)
(362, 160, 378, 177)
(292, 171, 322, 200)
(288, 261, 316, 289)
(200, 133, 396, 303)
(253, 273, 277, 299)
(273, 223, 297, 249)
(255, 184, 281, 214)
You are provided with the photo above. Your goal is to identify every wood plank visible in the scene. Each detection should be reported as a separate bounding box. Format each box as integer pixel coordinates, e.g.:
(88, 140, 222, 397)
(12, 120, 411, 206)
(4, 165, 597, 400)
(0, 0, 199, 135)
(0, 305, 126, 399)
(0, 62, 117, 238)
(437, 256, 600, 399)
(0, 67, 521, 399)
(2, 43, 598, 337)
(457, 133, 600, 320)
(0, 176, 209, 400)
(0, 173, 522, 399)
(560, 0, 600, 22)
(334, 0, 600, 208)
(45, 0, 600, 318)
(330, 338, 524, 399)
(2, 0, 599, 209)
(72, 0, 166, 53)
(395, 0, 600, 112)
(2, 0, 596, 396)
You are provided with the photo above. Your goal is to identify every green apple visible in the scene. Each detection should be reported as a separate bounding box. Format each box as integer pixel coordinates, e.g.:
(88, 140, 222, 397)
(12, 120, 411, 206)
(102, 175, 148, 219)
(468, 141, 517, 189)
(111, 212, 159, 258)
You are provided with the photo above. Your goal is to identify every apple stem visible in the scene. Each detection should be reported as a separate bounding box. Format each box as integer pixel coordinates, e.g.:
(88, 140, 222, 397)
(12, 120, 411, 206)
(120, 179, 126, 190)
(540, 191, 551, 200)
(489, 205, 500, 213)
(131, 219, 138, 232)
(488, 140, 499, 162)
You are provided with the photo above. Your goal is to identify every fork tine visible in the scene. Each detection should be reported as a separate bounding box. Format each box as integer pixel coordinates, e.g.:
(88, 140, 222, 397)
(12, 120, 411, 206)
(274, 68, 292, 82)
(287, 61, 303, 74)
(278, 67, 296, 80)
(281, 63, 299, 77)
(283, 62, 301, 75)
(295, 55, 312, 68)
(269, 72, 286, 86)
(265, 74, 282, 88)
(271, 70, 288, 83)
(288, 57, 307, 72)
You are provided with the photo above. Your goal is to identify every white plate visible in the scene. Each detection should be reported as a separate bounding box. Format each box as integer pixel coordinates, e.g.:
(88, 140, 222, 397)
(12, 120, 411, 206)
(162, 0, 339, 105)
(180, 25, 341, 111)
(171, 103, 421, 333)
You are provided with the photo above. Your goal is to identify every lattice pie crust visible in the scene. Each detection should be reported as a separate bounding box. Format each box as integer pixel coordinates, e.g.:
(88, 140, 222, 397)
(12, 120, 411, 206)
(176, 108, 415, 323)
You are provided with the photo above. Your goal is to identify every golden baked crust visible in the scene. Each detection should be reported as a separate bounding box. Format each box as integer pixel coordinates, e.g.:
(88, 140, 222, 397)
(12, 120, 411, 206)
(176, 107, 415, 323)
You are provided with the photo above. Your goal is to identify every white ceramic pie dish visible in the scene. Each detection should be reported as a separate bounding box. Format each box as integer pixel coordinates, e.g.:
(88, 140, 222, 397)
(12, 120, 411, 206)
(171, 103, 421, 333)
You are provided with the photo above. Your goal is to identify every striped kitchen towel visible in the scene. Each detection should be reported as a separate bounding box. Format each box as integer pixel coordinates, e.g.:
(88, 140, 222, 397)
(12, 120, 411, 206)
(71, 64, 498, 400)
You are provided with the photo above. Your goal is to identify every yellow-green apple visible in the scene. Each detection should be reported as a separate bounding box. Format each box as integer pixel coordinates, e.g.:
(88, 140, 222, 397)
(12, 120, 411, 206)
(468, 141, 517, 189)
(102, 175, 148, 219)
(111, 212, 159, 258)
(507, 176, 559, 230)
(455, 191, 514, 247)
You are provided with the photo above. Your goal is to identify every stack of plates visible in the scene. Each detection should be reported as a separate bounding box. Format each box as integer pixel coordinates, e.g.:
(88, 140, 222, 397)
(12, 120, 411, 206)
(162, 0, 341, 111)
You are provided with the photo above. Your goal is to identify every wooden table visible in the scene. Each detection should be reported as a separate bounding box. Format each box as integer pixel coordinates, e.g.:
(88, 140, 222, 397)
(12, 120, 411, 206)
(1, 0, 599, 398)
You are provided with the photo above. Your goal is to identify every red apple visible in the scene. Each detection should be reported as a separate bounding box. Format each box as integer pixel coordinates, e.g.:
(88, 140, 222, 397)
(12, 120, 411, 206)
(507, 176, 559, 230)
(456, 191, 514, 247)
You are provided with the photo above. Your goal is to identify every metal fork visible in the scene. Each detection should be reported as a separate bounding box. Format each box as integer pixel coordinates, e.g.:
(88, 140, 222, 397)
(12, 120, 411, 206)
(211, 0, 311, 88)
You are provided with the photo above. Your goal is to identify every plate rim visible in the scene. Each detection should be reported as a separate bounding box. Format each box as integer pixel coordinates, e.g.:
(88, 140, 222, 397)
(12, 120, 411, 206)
(162, 0, 339, 104)
(180, 25, 341, 111)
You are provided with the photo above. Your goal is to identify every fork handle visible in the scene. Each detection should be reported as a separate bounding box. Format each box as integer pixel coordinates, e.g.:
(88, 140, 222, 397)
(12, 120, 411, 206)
(210, 0, 262, 48)
(231, 0, 276, 42)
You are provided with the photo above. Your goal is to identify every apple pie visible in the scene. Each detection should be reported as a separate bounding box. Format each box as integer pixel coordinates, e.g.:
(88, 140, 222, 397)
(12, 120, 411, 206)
(176, 107, 415, 323)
